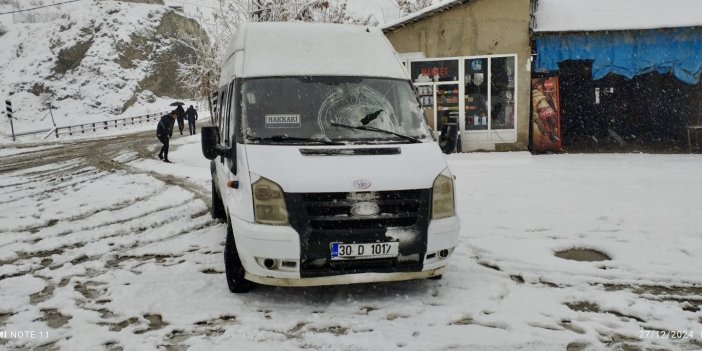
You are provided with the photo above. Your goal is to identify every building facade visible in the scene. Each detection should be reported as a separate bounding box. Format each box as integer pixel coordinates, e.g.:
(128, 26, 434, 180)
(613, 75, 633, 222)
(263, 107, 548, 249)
(382, 0, 532, 152)
(531, 0, 702, 153)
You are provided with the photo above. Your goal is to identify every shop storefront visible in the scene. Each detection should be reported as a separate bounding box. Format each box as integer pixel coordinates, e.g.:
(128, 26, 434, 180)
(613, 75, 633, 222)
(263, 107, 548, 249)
(531, 0, 702, 153)
(382, 0, 531, 151)
(407, 55, 518, 150)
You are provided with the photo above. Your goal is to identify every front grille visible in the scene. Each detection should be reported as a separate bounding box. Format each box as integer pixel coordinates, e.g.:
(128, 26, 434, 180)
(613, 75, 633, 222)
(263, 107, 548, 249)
(302, 190, 421, 230)
(299, 147, 401, 156)
(285, 189, 431, 278)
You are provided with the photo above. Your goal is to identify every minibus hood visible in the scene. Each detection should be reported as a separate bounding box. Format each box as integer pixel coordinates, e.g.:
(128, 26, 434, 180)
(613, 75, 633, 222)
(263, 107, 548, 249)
(244, 143, 448, 193)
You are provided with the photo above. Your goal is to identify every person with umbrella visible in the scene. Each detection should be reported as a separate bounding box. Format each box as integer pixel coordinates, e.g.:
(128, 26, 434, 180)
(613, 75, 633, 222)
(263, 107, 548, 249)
(175, 104, 186, 135)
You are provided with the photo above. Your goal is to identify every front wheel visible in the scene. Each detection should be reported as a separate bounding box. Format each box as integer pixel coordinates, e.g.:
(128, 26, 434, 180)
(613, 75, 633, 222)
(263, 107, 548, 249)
(224, 224, 254, 293)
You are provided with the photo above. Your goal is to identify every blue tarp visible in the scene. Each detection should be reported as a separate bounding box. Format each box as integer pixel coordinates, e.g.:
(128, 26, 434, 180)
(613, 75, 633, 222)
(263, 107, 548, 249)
(535, 28, 702, 84)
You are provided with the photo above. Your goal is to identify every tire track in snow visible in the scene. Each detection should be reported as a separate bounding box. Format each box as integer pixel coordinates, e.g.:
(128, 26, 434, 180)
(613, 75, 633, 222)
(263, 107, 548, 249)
(0, 132, 223, 349)
(6, 131, 699, 350)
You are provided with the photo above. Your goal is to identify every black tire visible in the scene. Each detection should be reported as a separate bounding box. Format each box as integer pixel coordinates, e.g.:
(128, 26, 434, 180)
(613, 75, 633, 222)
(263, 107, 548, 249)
(429, 274, 443, 280)
(224, 224, 254, 293)
(211, 180, 226, 221)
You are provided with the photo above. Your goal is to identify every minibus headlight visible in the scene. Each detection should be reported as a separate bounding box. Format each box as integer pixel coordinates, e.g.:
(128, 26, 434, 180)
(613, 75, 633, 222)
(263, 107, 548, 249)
(432, 174, 455, 219)
(253, 177, 289, 225)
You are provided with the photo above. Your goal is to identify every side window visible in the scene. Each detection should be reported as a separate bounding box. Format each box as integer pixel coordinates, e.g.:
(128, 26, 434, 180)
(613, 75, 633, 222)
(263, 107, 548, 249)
(228, 80, 237, 144)
(224, 83, 234, 147)
(219, 88, 228, 144)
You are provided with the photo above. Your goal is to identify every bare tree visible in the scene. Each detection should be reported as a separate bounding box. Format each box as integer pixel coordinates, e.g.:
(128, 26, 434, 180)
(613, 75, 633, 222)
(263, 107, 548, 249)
(175, 3, 245, 122)
(176, 0, 373, 123)
(395, 0, 434, 16)
(250, 0, 373, 24)
(175, 35, 220, 121)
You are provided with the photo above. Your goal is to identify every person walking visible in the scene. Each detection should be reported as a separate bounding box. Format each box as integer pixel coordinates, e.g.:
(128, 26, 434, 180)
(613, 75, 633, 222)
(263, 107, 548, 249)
(157, 110, 177, 163)
(186, 105, 198, 135)
(175, 104, 186, 135)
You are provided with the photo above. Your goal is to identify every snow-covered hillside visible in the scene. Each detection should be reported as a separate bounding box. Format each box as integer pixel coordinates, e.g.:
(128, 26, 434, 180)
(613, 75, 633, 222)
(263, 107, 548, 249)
(0, 0, 418, 139)
(0, 0, 206, 135)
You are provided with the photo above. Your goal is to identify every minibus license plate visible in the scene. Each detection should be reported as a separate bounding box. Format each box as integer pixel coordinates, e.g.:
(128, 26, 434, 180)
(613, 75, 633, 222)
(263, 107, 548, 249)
(331, 242, 399, 260)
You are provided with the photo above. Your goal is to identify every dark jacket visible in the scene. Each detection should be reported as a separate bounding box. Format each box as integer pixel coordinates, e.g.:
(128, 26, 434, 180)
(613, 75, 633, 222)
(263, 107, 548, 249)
(175, 105, 186, 122)
(186, 106, 198, 121)
(157, 114, 175, 138)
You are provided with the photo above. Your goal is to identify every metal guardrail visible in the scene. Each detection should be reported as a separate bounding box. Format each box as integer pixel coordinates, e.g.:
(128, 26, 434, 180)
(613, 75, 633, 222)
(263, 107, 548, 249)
(12, 128, 52, 138)
(42, 111, 169, 139)
(6, 101, 206, 142)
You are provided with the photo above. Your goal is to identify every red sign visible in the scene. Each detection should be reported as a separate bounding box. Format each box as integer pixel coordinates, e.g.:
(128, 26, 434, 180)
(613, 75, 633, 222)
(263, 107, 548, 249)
(420, 67, 449, 78)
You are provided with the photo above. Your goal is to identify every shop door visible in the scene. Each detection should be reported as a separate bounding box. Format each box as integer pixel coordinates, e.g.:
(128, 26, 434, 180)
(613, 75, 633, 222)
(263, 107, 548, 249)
(557, 60, 596, 149)
(436, 84, 459, 133)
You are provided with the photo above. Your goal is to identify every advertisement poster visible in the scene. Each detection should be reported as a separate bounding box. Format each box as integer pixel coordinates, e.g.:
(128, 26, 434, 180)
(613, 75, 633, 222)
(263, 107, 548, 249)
(531, 76, 563, 152)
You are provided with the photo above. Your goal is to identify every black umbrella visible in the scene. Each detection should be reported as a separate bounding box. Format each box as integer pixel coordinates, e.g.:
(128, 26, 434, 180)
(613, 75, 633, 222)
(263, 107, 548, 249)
(170, 101, 185, 106)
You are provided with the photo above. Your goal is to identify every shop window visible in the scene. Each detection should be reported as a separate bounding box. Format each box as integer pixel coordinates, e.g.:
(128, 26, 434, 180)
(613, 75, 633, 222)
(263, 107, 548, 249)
(464, 56, 516, 131)
(491, 57, 515, 129)
(465, 58, 488, 130)
(410, 55, 517, 136)
(416, 85, 435, 129)
(410, 59, 459, 133)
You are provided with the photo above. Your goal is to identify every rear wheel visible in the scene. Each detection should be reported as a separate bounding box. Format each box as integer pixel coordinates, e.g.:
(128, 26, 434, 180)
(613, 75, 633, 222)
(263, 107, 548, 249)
(224, 224, 254, 293)
(211, 180, 226, 221)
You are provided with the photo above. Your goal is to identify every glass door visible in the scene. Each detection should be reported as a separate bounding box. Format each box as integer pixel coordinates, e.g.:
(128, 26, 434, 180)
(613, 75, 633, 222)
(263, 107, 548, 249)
(436, 84, 459, 133)
(410, 59, 459, 135)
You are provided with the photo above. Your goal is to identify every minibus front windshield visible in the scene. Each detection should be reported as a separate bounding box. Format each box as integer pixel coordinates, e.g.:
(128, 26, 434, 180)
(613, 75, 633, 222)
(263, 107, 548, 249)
(240, 76, 433, 145)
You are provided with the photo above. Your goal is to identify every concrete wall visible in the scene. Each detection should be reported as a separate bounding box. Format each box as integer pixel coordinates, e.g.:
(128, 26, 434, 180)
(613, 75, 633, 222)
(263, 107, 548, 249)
(384, 0, 532, 149)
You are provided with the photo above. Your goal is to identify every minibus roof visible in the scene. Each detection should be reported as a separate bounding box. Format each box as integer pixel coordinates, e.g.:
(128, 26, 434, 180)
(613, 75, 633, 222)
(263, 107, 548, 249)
(220, 22, 409, 83)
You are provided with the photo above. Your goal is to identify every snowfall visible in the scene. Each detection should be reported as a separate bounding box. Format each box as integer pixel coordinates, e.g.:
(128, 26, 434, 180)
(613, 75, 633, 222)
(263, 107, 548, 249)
(0, 123, 701, 351)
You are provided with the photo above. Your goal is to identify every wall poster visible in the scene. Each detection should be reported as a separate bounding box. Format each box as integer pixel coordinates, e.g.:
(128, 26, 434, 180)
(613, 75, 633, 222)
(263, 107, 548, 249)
(531, 76, 562, 152)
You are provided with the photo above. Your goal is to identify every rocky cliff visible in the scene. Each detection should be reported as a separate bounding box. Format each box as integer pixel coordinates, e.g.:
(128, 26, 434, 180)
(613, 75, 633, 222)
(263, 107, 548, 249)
(0, 0, 208, 131)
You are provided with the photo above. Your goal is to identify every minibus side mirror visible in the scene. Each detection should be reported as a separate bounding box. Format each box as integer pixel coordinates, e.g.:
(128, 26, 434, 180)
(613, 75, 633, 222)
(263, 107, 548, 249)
(202, 126, 231, 160)
(439, 123, 458, 154)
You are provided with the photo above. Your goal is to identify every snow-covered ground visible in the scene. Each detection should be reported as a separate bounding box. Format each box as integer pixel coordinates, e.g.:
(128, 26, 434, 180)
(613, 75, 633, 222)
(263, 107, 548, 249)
(0, 134, 701, 350)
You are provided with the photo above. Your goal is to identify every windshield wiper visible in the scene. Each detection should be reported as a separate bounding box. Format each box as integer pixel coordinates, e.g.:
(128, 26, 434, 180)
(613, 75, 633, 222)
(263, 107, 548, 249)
(245, 134, 343, 145)
(360, 109, 383, 126)
(330, 123, 423, 144)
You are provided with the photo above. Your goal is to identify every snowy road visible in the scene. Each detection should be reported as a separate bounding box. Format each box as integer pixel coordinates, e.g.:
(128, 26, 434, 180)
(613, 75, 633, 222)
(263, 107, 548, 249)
(1, 133, 701, 351)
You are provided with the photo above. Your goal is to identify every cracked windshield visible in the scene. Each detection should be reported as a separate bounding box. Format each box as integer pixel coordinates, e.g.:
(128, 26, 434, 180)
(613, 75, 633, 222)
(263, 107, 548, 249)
(241, 77, 432, 144)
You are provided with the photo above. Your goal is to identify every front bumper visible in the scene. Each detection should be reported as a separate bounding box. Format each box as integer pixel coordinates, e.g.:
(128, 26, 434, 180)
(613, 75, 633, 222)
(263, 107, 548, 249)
(230, 214, 460, 287)
(246, 266, 447, 287)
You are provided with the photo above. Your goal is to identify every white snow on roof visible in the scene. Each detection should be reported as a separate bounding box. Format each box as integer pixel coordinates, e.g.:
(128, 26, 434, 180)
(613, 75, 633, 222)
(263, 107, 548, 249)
(533, 0, 702, 32)
(345, 0, 405, 24)
(225, 22, 408, 80)
(381, 0, 465, 32)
